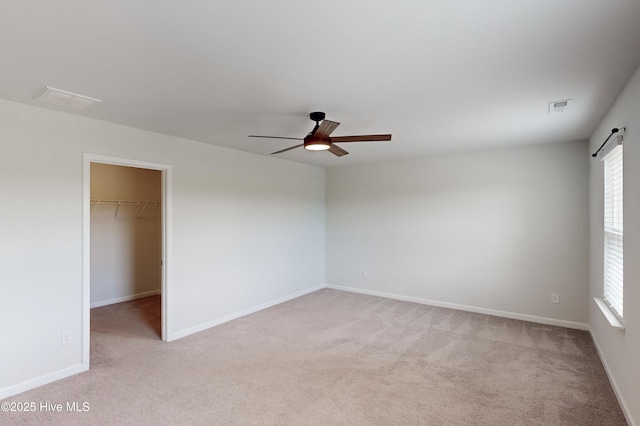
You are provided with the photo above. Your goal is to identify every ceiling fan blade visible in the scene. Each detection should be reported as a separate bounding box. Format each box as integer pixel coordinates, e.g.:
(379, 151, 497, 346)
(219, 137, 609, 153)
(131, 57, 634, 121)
(328, 144, 349, 157)
(248, 135, 304, 141)
(313, 120, 340, 139)
(271, 144, 304, 155)
(329, 134, 392, 143)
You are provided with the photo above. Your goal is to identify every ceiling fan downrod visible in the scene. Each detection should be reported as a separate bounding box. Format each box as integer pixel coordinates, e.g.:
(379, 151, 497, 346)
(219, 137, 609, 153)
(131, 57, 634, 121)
(308, 111, 325, 135)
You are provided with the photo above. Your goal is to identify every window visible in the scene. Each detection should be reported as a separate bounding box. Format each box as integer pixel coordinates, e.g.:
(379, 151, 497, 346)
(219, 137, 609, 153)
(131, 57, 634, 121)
(603, 144, 623, 319)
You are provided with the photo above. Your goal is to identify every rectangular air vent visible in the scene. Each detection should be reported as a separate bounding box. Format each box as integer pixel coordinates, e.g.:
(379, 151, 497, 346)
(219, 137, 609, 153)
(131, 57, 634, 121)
(548, 99, 571, 113)
(33, 87, 102, 111)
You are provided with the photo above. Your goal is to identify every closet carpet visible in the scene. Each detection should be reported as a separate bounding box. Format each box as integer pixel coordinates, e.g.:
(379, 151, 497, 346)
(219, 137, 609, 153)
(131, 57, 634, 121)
(0, 289, 626, 425)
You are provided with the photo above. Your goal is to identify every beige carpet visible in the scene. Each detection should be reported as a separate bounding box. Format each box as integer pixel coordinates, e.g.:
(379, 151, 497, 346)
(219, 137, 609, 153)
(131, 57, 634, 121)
(0, 289, 626, 425)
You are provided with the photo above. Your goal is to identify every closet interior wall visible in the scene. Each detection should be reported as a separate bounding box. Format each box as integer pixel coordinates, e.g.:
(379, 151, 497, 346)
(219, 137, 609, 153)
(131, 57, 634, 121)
(90, 163, 162, 307)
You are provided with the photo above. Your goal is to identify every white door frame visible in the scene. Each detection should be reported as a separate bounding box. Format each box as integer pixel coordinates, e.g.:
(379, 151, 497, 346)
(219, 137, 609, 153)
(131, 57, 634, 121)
(82, 153, 172, 369)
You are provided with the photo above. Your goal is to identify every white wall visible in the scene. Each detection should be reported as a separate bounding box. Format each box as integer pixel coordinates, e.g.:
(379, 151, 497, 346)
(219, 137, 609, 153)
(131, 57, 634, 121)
(0, 99, 325, 397)
(589, 65, 640, 425)
(90, 164, 162, 306)
(326, 141, 589, 326)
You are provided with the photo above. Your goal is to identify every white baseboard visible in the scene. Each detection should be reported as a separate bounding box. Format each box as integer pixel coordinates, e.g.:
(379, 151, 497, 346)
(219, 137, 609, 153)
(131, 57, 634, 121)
(0, 363, 86, 401)
(168, 285, 325, 341)
(589, 328, 635, 426)
(90, 290, 161, 309)
(325, 284, 589, 330)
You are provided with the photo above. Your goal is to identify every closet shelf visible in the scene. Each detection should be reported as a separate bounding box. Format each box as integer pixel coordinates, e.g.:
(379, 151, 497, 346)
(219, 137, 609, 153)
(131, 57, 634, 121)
(90, 199, 160, 219)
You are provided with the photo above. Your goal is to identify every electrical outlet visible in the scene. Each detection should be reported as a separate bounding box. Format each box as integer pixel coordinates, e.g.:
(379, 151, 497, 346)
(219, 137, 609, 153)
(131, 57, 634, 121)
(551, 293, 560, 304)
(361, 271, 368, 279)
(62, 330, 72, 345)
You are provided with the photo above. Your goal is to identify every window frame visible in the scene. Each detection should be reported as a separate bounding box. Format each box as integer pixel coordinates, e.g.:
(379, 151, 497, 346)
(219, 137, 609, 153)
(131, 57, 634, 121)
(603, 144, 623, 319)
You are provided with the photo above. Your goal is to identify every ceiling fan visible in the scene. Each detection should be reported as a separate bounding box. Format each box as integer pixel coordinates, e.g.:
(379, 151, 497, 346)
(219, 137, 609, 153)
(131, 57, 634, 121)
(248, 112, 391, 157)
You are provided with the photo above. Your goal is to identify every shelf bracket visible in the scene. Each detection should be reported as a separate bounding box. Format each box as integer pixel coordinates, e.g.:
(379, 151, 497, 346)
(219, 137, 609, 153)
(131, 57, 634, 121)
(138, 202, 149, 219)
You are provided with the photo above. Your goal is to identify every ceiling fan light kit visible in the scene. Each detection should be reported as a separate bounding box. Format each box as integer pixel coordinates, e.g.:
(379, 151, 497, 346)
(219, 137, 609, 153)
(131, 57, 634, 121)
(248, 112, 391, 157)
(304, 138, 331, 151)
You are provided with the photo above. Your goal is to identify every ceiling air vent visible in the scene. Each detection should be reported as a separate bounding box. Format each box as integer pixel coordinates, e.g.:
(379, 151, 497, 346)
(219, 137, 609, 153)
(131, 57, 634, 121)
(33, 86, 102, 111)
(548, 99, 571, 113)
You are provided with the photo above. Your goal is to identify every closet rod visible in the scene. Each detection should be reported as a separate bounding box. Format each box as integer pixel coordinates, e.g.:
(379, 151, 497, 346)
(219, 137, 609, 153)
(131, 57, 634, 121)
(90, 200, 160, 218)
(90, 199, 160, 205)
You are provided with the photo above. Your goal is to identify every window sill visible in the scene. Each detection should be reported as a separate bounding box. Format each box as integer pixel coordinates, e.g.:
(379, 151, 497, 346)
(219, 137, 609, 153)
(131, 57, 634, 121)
(593, 298, 625, 330)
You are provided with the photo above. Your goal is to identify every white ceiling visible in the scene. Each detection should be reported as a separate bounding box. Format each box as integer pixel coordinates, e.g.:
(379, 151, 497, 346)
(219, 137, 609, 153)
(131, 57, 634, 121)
(2, 1, 640, 168)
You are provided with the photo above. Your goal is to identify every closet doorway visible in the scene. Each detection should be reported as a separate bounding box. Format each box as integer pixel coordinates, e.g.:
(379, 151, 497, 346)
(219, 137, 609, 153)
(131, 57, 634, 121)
(82, 154, 172, 369)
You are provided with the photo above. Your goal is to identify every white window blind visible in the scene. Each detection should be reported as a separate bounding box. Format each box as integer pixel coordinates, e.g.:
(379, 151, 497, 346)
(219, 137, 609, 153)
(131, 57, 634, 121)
(603, 144, 623, 319)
